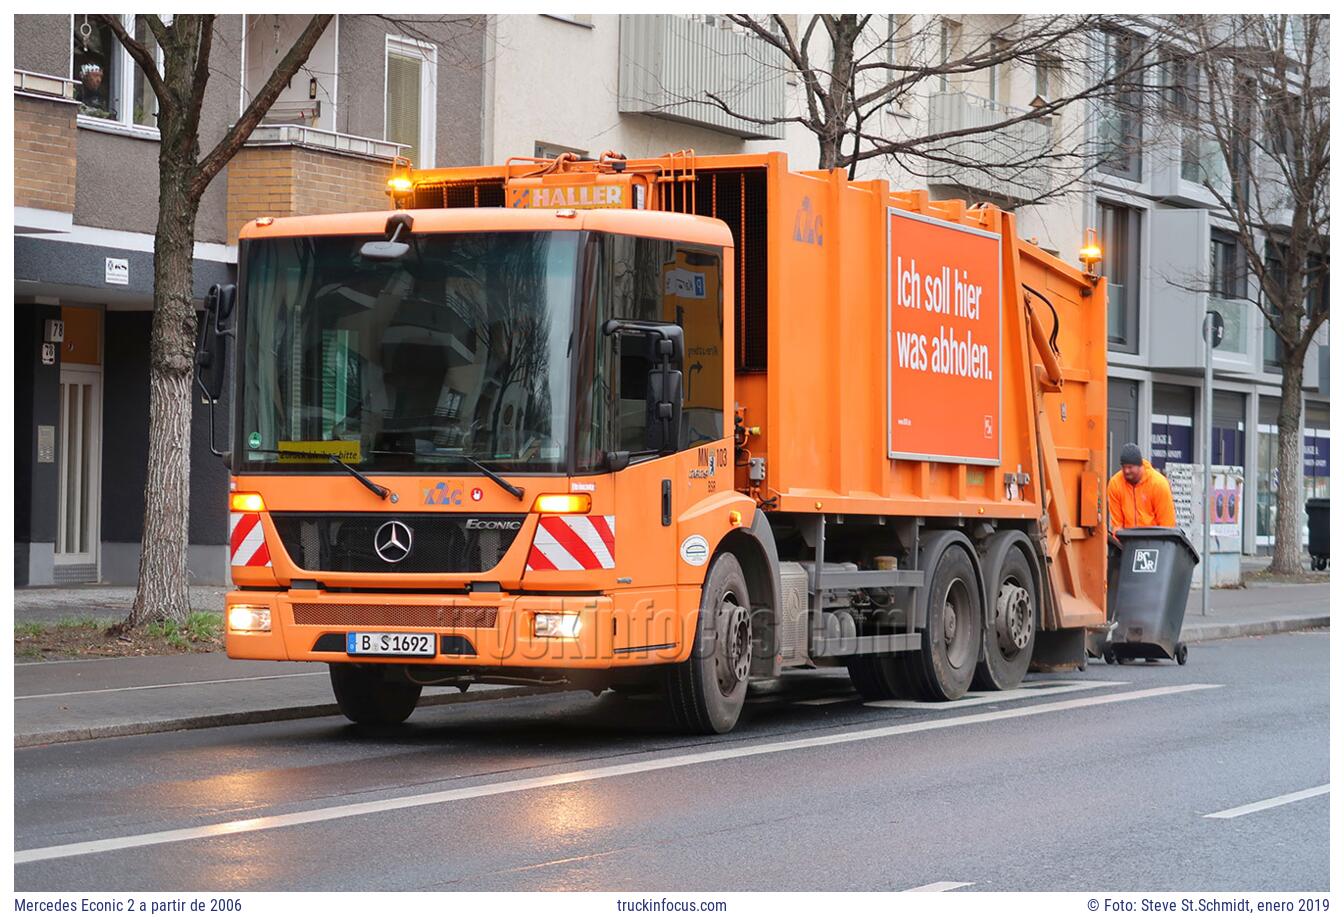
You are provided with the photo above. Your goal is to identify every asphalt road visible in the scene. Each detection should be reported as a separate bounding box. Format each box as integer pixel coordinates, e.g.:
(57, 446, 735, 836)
(14, 630, 1329, 892)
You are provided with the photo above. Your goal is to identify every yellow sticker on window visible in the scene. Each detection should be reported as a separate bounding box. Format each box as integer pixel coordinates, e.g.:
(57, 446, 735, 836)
(277, 440, 362, 463)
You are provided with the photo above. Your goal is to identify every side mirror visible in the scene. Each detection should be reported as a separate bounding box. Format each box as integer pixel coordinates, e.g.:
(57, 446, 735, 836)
(196, 284, 235, 402)
(196, 284, 236, 458)
(645, 367, 683, 454)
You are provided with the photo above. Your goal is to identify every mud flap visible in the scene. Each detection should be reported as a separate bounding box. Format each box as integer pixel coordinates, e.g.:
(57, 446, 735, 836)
(1030, 627, 1086, 673)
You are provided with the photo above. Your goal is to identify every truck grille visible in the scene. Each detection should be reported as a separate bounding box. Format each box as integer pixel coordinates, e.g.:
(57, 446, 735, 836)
(270, 513, 524, 574)
(292, 603, 498, 629)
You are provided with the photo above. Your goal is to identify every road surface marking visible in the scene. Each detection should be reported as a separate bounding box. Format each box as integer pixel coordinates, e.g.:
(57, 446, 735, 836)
(14, 682, 1219, 865)
(1204, 784, 1329, 819)
(904, 881, 973, 892)
(15, 671, 329, 700)
(864, 679, 1126, 710)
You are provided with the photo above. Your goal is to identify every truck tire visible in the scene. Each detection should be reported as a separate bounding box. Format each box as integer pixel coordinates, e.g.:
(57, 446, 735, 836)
(329, 663, 423, 726)
(971, 545, 1037, 691)
(665, 553, 753, 734)
(899, 543, 983, 701)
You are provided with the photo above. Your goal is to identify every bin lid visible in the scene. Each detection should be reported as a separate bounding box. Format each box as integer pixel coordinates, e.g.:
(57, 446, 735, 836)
(1306, 497, 1330, 510)
(1116, 527, 1200, 563)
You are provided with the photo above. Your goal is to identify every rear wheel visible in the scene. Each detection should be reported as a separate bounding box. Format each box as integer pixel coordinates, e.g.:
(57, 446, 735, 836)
(329, 664, 422, 726)
(899, 543, 983, 701)
(665, 553, 753, 734)
(972, 546, 1038, 691)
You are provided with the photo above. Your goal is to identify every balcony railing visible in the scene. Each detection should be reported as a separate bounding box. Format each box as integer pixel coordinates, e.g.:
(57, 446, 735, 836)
(618, 15, 786, 140)
(925, 91, 1053, 201)
(243, 124, 406, 162)
(1180, 131, 1230, 193)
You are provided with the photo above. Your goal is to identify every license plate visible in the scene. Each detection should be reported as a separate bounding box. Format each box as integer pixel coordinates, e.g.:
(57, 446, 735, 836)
(346, 632, 435, 657)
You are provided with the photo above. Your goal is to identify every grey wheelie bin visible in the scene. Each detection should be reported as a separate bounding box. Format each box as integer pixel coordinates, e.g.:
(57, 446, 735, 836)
(1103, 527, 1200, 666)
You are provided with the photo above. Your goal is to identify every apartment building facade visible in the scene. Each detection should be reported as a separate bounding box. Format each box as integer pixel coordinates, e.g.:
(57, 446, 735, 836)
(13, 14, 487, 585)
(13, 14, 1325, 587)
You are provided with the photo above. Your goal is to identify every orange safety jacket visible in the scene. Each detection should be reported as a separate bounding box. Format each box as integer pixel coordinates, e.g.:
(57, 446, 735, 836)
(1107, 459, 1177, 531)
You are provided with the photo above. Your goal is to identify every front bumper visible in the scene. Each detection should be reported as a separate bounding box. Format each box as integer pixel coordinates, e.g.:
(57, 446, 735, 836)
(224, 587, 689, 670)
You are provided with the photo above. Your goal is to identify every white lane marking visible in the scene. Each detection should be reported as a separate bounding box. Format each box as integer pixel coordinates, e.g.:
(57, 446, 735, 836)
(865, 679, 1126, 710)
(14, 682, 1219, 865)
(904, 881, 973, 892)
(1204, 784, 1329, 819)
(15, 671, 329, 701)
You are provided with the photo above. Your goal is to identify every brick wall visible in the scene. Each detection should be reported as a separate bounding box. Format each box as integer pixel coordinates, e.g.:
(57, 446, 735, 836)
(226, 145, 393, 241)
(14, 94, 78, 213)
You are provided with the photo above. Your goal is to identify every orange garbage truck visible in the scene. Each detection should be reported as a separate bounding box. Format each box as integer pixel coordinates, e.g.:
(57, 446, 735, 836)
(197, 150, 1109, 734)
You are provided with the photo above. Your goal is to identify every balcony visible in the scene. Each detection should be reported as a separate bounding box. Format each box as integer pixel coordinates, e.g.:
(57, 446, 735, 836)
(14, 70, 79, 228)
(924, 91, 1053, 203)
(226, 125, 406, 242)
(618, 15, 786, 140)
(1147, 209, 1258, 374)
(1149, 128, 1230, 208)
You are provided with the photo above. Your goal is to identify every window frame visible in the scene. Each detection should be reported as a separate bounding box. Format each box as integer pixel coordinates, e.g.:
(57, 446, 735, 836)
(383, 33, 437, 169)
(71, 13, 164, 138)
(1098, 199, 1141, 354)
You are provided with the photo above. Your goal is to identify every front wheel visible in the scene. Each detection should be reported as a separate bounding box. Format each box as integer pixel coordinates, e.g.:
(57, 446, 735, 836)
(329, 664, 423, 726)
(665, 553, 753, 734)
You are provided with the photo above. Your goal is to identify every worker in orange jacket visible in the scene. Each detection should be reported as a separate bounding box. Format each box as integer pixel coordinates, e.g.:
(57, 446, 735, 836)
(1107, 442, 1177, 537)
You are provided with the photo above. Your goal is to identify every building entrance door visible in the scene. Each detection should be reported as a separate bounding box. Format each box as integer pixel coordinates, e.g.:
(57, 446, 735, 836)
(55, 365, 102, 580)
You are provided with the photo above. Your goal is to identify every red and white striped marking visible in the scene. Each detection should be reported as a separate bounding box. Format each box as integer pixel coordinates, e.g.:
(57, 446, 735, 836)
(526, 515, 616, 571)
(229, 512, 272, 568)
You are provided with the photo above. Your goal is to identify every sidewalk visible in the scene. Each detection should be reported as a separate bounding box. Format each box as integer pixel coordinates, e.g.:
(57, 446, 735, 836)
(12, 579, 1328, 748)
(14, 584, 227, 625)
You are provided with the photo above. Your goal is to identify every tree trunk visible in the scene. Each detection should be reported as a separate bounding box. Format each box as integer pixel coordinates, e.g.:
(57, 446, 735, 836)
(126, 163, 202, 628)
(1269, 357, 1305, 574)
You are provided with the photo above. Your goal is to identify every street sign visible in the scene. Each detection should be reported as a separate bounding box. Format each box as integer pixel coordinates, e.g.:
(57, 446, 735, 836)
(1206, 310, 1224, 348)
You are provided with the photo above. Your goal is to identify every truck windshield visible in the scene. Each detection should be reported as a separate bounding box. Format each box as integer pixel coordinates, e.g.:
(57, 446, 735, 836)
(238, 231, 579, 473)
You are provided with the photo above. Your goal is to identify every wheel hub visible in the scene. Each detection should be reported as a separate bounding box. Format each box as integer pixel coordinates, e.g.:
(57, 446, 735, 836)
(715, 597, 751, 695)
(996, 582, 1032, 654)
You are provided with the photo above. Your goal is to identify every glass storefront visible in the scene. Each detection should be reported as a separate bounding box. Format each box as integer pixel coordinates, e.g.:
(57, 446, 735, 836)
(1256, 399, 1329, 550)
(1151, 384, 1195, 471)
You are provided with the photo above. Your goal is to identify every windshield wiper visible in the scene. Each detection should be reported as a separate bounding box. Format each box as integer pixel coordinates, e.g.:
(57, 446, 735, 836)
(251, 447, 390, 501)
(371, 449, 526, 501)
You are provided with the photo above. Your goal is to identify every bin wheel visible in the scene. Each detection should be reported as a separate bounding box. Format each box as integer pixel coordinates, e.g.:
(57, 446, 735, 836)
(1115, 656, 1132, 665)
(1103, 649, 1116, 665)
(1176, 643, 1188, 666)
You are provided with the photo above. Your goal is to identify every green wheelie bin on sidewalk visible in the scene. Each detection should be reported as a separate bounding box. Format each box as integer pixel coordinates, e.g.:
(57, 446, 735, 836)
(1104, 527, 1200, 666)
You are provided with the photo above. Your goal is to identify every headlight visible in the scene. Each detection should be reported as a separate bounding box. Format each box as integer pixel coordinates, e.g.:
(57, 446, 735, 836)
(227, 605, 272, 633)
(534, 612, 582, 639)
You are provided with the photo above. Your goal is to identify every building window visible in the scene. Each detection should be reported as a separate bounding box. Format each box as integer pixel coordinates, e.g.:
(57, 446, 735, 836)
(1033, 54, 1059, 103)
(988, 38, 1008, 103)
(534, 141, 587, 160)
(384, 35, 437, 168)
(1098, 30, 1142, 181)
(1099, 201, 1140, 353)
(1151, 384, 1195, 471)
(1304, 403, 1330, 500)
(1209, 230, 1247, 300)
(938, 19, 959, 91)
(72, 14, 160, 129)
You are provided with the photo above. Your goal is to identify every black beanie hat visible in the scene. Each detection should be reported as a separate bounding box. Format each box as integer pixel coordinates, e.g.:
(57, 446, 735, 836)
(1120, 442, 1143, 466)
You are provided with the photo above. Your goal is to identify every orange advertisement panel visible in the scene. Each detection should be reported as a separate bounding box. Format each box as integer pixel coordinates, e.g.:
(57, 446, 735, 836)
(887, 209, 1002, 465)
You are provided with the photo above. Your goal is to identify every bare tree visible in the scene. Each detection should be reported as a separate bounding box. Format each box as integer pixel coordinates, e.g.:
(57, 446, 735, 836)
(689, 14, 1157, 199)
(99, 14, 333, 631)
(1158, 15, 1329, 573)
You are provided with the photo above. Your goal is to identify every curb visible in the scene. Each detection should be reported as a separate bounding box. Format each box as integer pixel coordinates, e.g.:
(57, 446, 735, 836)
(1180, 615, 1330, 643)
(14, 684, 558, 749)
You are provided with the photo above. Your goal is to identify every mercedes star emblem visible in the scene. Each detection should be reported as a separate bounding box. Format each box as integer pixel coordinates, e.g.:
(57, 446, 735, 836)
(373, 520, 413, 563)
